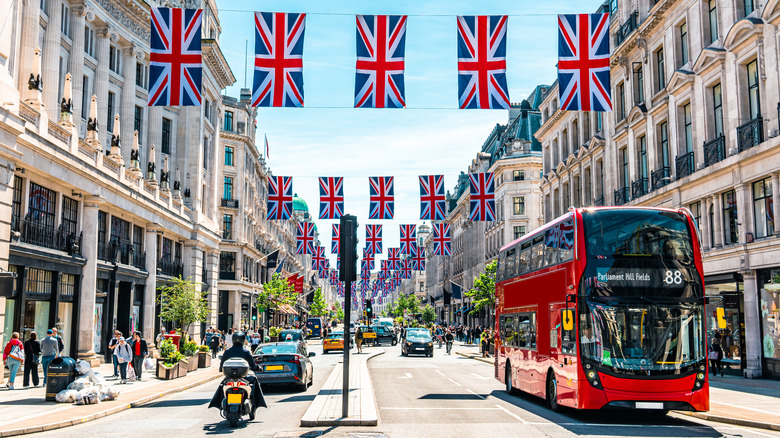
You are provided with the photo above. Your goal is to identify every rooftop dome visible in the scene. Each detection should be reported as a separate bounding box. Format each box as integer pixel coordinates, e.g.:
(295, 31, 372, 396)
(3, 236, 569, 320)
(292, 193, 309, 213)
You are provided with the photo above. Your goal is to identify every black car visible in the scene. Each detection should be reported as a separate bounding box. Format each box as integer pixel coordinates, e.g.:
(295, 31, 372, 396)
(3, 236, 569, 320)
(401, 329, 433, 357)
(253, 341, 315, 390)
(365, 325, 397, 346)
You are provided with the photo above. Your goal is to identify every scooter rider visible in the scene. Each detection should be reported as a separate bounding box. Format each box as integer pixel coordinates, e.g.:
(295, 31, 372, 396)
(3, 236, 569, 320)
(208, 331, 267, 419)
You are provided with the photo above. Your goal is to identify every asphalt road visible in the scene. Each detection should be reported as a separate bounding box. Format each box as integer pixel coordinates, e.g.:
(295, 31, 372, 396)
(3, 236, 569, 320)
(26, 342, 780, 438)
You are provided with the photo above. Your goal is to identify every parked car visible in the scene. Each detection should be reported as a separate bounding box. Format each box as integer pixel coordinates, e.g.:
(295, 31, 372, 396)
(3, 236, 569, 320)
(253, 341, 315, 391)
(401, 329, 433, 357)
(279, 329, 305, 342)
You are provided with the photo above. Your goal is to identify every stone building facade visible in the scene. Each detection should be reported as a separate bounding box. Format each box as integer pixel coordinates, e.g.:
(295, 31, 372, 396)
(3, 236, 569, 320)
(537, 0, 780, 379)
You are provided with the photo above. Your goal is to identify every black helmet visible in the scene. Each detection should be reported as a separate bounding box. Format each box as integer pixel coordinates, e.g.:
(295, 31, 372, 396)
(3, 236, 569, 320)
(233, 331, 247, 346)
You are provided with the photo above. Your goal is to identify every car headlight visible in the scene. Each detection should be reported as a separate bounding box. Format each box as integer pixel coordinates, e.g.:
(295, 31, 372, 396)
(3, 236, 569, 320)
(406, 341, 411, 346)
(428, 342, 433, 347)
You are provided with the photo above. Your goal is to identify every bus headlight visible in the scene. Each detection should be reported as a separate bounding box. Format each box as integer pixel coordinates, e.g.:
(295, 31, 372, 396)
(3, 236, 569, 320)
(693, 368, 706, 391)
(583, 362, 602, 389)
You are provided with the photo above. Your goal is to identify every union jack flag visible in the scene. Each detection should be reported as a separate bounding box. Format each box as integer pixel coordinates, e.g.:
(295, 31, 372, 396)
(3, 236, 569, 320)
(387, 247, 400, 271)
(557, 14, 611, 112)
(312, 246, 326, 272)
(148, 7, 203, 106)
(296, 222, 315, 255)
(355, 15, 407, 108)
(365, 224, 383, 255)
(433, 223, 451, 256)
(252, 12, 306, 107)
(267, 176, 293, 220)
(369, 177, 394, 220)
(330, 269, 339, 286)
(399, 224, 417, 255)
(457, 15, 510, 109)
(361, 267, 370, 280)
(361, 255, 374, 272)
(400, 260, 412, 279)
(419, 175, 446, 220)
(331, 224, 340, 254)
(319, 177, 344, 219)
(412, 247, 426, 271)
(469, 172, 495, 221)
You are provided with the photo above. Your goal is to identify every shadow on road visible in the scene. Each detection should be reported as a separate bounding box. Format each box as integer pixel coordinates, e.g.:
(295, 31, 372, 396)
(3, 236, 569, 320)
(140, 398, 211, 408)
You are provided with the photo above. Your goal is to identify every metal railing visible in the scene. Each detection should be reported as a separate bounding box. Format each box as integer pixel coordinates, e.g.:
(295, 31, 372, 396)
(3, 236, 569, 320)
(651, 167, 671, 191)
(737, 116, 763, 152)
(14, 216, 83, 255)
(703, 136, 726, 167)
(614, 187, 630, 206)
(158, 259, 183, 277)
(221, 198, 239, 208)
(219, 271, 236, 280)
(132, 251, 146, 270)
(631, 178, 648, 199)
(594, 196, 605, 206)
(675, 151, 695, 179)
(97, 242, 116, 262)
(615, 12, 638, 46)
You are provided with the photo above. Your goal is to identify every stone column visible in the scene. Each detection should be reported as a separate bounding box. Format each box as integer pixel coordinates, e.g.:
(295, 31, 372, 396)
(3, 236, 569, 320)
(702, 197, 712, 250)
(77, 196, 102, 365)
(18, 0, 41, 100)
(120, 44, 137, 165)
(736, 183, 750, 241)
(772, 172, 780, 237)
(143, 225, 159, 347)
(68, 5, 86, 124)
(712, 194, 723, 248)
(742, 271, 763, 378)
(94, 25, 112, 149)
(41, 0, 63, 121)
(146, 106, 162, 176)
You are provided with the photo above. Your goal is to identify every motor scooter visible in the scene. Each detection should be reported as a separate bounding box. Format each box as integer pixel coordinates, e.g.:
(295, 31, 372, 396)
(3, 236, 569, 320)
(220, 358, 254, 427)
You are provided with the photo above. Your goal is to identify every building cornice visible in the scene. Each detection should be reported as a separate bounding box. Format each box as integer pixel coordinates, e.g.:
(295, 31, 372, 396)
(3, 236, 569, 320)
(202, 40, 236, 90)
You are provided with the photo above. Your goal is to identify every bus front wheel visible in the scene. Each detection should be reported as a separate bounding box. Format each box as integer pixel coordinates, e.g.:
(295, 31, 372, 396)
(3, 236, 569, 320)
(546, 372, 562, 412)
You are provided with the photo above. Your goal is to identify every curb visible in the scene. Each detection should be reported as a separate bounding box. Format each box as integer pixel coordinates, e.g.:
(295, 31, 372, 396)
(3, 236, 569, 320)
(300, 349, 384, 427)
(455, 351, 494, 365)
(0, 371, 222, 438)
(678, 411, 780, 432)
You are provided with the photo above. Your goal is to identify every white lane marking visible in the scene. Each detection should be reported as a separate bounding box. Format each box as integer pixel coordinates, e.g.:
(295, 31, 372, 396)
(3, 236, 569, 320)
(470, 372, 490, 380)
(398, 372, 412, 379)
(448, 378, 462, 387)
(381, 407, 498, 410)
(434, 369, 446, 376)
(466, 388, 485, 400)
(495, 404, 528, 424)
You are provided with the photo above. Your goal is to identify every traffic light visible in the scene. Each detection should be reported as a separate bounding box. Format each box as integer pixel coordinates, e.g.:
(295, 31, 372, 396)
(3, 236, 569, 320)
(339, 215, 358, 282)
(365, 299, 373, 319)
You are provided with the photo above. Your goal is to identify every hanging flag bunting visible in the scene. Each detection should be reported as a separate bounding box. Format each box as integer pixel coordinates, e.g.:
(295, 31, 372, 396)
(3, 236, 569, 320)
(361, 257, 374, 273)
(365, 224, 383, 255)
(399, 224, 417, 255)
(419, 175, 446, 221)
(148, 7, 203, 106)
(267, 176, 293, 220)
(387, 248, 400, 271)
(368, 176, 394, 219)
(330, 269, 339, 286)
(331, 224, 340, 254)
(557, 13, 611, 111)
(433, 223, 451, 256)
(312, 246, 327, 272)
(412, 247, 426, 271)
(319, 177, 345, 219)
(355, 15, 407, 108)
(456, 15, 510, 109)
(296, 222, 315, 255)
(469, 172, 495, 221)
(252, 12, 306, 107)
(401, 259, 412, 279)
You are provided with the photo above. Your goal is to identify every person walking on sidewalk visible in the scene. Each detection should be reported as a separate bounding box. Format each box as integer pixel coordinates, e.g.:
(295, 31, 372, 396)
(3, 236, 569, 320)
(131, 331, 148, 382)
(52, 327, 65, 355)
(709, 340, 724, 377)
(209, 331, 221, 358)
(3, 332, 24, 390)
(23, 332, 41, 387)
(113, 337, 132, 384)
(108, 331, 121, 377)
(40, 329, 59, 385)
(355, 327, 363, 353)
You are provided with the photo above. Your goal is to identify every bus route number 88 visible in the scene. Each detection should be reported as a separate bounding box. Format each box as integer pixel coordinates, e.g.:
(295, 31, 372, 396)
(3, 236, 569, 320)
(664, 270, 682, 285)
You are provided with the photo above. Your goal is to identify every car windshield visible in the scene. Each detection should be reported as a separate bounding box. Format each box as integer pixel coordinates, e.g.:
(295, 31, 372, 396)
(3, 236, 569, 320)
(407, 332, 431, 340)
(255, 344, 297, 355)
(280, 331, 302, 340)
(327, 333, 343, 339)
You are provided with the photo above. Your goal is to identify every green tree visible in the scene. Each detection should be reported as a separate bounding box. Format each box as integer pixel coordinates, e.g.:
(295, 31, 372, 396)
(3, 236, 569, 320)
(334, 301, 344, 322)
(393, 294, 421, 318)
(257, 273, 298, 324)
(309, 288, 327, 316)
(157, 276, 210, 336)
(467, 260, 496, 315)
(421, 304, 436, 324)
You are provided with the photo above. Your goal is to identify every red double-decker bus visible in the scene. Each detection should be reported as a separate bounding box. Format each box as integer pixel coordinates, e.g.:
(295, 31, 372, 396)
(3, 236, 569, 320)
(495, 207, 708, 413)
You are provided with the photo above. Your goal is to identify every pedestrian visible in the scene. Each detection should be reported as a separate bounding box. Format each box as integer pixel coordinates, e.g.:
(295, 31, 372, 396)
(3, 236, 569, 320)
(155, 326, 166, 345)
(709, 340, 724, 377)
(225, 329, 233, 347)
(445, 329, 454, 355)
(108, 330, 121, 378)
(23, 332, 41, 387)
(130, 331, 148, 381)
(209, 331, 221, 358)
(113, 337, 132, 384)
(480, 330, 488, 358)
(203, 328, 214, 347)
(40, 329, 59, 385)
(3, 332, 24, 390)
(355, 326, 363, 354)
(52, 327, 65, 355)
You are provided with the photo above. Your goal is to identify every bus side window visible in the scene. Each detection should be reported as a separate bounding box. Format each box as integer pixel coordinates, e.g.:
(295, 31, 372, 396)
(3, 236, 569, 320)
(502, 315, 514, 347)
(544, 226, 560, 266)
(505, 249, 516, 280)
(532, 235, 545, 270)
(497, 257, 505, 281)
(519, 242, 531, 274)
(559, 219, 574, 261)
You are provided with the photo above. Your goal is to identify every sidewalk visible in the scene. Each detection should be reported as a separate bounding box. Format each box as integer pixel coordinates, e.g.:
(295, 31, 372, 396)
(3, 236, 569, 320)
(300, 346, 383, 427)
(0, 360, 221, 437)
(455, 346, 780, 432)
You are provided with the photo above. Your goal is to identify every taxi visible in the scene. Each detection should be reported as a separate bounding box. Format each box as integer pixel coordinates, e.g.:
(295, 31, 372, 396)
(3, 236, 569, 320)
(322, 331, 348, 353)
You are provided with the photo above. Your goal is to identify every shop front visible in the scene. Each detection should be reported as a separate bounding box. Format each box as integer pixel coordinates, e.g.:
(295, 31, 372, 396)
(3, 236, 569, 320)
(759, 268, 780, 379)
(705, 272, 746, 375)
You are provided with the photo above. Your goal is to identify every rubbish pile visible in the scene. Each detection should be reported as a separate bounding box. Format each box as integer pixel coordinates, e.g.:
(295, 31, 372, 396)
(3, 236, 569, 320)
(55, 360, 120, 404)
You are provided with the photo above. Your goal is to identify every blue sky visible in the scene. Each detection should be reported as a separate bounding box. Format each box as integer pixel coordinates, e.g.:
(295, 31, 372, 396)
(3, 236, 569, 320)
(215, 0, 603, 266)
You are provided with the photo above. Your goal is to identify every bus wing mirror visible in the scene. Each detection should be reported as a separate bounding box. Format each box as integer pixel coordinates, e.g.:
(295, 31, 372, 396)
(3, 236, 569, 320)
(562, 309, 574, 331)
(716, 308, 727, 329)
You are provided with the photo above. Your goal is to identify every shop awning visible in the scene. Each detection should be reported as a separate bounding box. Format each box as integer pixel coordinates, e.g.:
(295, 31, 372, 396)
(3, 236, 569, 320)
(279, 304, 297, 315)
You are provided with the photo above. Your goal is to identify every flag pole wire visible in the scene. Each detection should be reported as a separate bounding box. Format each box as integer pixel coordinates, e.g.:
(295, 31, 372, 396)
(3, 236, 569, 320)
(219, 10, 578, 17)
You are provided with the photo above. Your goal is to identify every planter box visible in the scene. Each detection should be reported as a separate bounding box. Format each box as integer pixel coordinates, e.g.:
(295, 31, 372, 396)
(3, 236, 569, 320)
(186, 356, 198, 372)
(269, 336, 278, 342)
(197, 351, 211, 368)
(156, 362, 179, 380)
(178, 359, 189, 377)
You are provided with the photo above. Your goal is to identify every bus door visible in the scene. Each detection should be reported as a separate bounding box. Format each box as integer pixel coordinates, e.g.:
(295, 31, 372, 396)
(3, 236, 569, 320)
(550, 302, 577, 407)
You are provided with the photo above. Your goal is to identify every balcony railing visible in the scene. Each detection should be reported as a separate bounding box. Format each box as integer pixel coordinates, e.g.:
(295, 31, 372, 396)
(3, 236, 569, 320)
(97, 242, 115, 262)
(675, 151, 695, 179)
(132, 251, 146, 270)
(14, 216, 83, 255)
(651, 167, 671, 191)
(221, 198, 239, 208)
(631, 178, 648, 199)
(594, 196, 604, 206)
(737, 116, 763, 152)
(615, 12, 638, 46)
(158, 259, 183, 277)
(219, 271, 236, 280)
(703, 136, 726, 167)
(614, 187, 630, 206)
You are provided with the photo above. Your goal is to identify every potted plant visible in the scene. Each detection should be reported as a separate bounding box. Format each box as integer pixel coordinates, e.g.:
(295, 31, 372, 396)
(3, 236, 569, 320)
(180, 341, 199, 372)
(156, 339, 179, 380)
(157, 349, 184, 380)
(178, 354, 190, 377)
(197, 345, 211, 368)
(269, 326, 281, 342)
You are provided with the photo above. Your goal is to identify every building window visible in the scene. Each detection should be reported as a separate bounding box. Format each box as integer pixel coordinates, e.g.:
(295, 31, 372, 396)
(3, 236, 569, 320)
(690, 201, 701, 235)
(60, 273, 76, 297)
(97, 211, 107, 244)
(679, 22, 689, 66)
(40, 0, 47, 14)
(222, 215, 233, 240)
(203, 136, 210, 170)
(106, 92, 115, 132)
(109, 45, 121, 74)
(659, 121, 670, 171)
(219, 252, 236, 280)
(596, 112, 603, 132)
(28, 182, 56, 228)
(713, 83, 723, 137)
(161, 237, 172, 261)
(224, 111, 233, 132)
(655, 47, 665, 91)
(633, 63, 644, 104)
(11, 176, 23, 230)
(512, 170, 524, 181)
(638, 135, 648, 191)
(161, 117, 172, 155)
(84, 26, 95, 58)
(746, 59, 760, 120)
(708, 0, 719, 44)
(513, 226, 526, 240)
(753, 178, 775, 238)
(25, 269, 53, 295)
(224, 177, 233, 199)
(134, 106, 143, 139)
(133, 225, 144, 258)
(620, 147, 629, 189)
(225, 146, 234, 166)
(513, 196, 525, 215)
(744, 0, 755, 16)
(61, 196, 78, 235)
(60, 2, 70, 37)
(617, 82, 625, 121)
(682, 103, 693, 153)
(723, 190, 738, 244)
